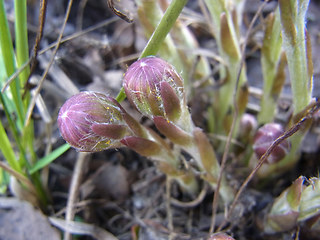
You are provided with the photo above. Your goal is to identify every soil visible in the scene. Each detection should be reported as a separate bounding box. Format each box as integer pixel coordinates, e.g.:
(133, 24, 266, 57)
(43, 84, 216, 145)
(2, 0, 320, 240)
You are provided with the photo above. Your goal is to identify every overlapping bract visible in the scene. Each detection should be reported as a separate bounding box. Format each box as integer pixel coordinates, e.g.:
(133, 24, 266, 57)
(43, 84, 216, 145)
(58, 92, 127, 152)
(253, 123, 290, 164)
(57, 56, 233, 200)
(123, 56, 185, 122)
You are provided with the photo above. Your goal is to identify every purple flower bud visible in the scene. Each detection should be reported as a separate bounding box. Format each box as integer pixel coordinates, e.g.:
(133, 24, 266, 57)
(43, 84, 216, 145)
(238, 113, 257, 139)
(58, 92, 128, 152)
(123, 56, 185, 122)
(253, 123, 290, 164)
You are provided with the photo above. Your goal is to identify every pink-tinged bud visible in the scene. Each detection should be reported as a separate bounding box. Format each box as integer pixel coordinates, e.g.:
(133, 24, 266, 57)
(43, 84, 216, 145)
(123, 56, 184, 122)
(58, 92, 127, 152)
(253, 123, 290, 164)
(266, 176, 320, 233)
(266, 176, 304, 233)
(238, 113, 257, 140)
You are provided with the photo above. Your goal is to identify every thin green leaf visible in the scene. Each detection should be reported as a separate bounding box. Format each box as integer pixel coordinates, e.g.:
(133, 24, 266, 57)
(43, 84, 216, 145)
(0, 0, 24, 126)
(29, 143, 71, 174)
(0, 121, 21, 172)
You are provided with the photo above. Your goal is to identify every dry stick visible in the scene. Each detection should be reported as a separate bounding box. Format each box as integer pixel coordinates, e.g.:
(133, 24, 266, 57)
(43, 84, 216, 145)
(23, 0, 47, 98)
(64, 152, 88, 240)
(0, 161, 37, 195)
(76, 0, 89, 31)
(170, 183, 208, 208)
(209, 1, 269, 234)
(2, 59, 31, 93)
(166, 177, 175, 240)
(107, 0, 133, 23)
(24, 0, 74, 127)
(217, 99, 320, 231)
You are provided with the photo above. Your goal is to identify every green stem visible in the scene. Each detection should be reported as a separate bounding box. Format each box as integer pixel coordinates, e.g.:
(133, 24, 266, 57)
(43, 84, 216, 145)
(258, 10, 282, 124)
(0, 0, 24, 127)
(116, 0, 188, 102)
(278, 0, 311, 114)
(14, 0, 37, 163)
(0, 121, 21, 173)
(257, 0, 313, 177)
(31, 171, 50, 207)
(0, 93, 28, 167)
(139, 0, 187, 58)
(14, 0, 30, 88)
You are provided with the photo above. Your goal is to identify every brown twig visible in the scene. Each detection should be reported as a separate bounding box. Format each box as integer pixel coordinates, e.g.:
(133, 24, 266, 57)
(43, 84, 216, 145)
(170, 183, 208, 208)
(0, 161, 37, 195)
(23, 0, 48, 98)
(64, 152, 89, 240)
(107, 0, 133, 23)
(76, 0, 89, 31)
(166, 177, 176, 240)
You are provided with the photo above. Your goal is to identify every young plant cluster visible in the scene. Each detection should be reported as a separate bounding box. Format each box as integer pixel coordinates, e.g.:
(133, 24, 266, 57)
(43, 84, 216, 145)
(58, 56, 233, 201)
(58, 0, 320, 234)
(2, 0, 319, 237)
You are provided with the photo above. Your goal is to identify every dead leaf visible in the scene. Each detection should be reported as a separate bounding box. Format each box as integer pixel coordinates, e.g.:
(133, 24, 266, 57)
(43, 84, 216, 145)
(49, 217, 118, 240)
(0, 197, 60, 240)
(80, 162, 130, 201)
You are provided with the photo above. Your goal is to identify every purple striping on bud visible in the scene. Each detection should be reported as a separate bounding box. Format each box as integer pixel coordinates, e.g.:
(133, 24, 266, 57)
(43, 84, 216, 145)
(123, 56, 184, 122)
(253, 123, 290, 164)
(58, 91, 127, 152)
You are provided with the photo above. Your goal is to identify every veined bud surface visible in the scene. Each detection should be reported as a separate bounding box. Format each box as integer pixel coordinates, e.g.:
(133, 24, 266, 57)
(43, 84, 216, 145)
(253, 123, 290, 164)
(123, 56, 185, 122)
(58, 92, 128, 152)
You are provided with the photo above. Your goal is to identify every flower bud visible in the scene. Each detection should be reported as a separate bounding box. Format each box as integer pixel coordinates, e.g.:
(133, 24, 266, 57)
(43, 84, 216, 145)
(123, 56, 185, 122)
(253, 123, 290, 164)
(266, 176, 320, 233)
(265, 176, 304, 233)
(238, 113, 257, 140)
(58, 92, 128, 152)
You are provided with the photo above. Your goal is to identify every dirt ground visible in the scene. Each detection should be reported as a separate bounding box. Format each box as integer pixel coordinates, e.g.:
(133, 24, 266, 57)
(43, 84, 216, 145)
(2, 0, 320, 239)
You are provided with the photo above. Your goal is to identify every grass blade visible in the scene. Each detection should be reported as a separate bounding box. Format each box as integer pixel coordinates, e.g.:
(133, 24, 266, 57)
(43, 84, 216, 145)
(29, 143, 71, 174)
